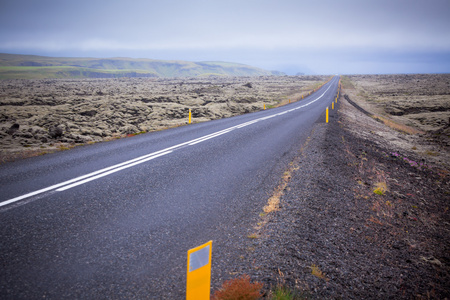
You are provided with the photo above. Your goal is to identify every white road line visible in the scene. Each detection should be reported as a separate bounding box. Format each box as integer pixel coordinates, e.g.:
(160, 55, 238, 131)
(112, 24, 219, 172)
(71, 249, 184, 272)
(56, 151, 172, 191)
(0, 80, 337, 207)
(188, 129, 233, 145)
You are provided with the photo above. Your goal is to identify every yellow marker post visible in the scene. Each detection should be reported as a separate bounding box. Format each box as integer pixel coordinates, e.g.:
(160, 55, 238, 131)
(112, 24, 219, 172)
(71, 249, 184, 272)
(188, 108, 192, 124)
(289, 99, 291, 103)
(332, 102, 334, 110)
(263, 103, 266, 110)
(187, 241, 213, 300)
(326, 107, 329, 123)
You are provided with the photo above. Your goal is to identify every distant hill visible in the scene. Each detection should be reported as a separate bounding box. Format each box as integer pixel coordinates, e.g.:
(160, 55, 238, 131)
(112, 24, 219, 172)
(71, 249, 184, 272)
(0, 53, 284, 79)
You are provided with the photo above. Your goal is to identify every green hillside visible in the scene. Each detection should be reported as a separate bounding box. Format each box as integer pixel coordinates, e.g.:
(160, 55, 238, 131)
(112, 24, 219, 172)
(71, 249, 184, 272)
(0, 53, 283, 79)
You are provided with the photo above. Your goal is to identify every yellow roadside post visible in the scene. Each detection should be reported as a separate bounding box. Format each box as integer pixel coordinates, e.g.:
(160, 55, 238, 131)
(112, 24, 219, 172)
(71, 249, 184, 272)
(187, 241, 213, 300)
(332, 102, 334, 110)
(188, 108, 192, 124)
(263, 103, 266, 110)
(326, 107, 329, 123)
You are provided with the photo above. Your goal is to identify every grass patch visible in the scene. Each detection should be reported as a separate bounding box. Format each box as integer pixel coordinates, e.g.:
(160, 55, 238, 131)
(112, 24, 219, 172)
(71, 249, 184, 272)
(269, 285, 298, 300)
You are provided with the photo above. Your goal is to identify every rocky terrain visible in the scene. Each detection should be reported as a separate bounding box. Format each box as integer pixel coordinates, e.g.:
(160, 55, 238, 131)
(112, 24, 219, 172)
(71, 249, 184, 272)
(345, 74, 449, 132)
(0, 75, 328, 163)
(342, 74, 450, 170)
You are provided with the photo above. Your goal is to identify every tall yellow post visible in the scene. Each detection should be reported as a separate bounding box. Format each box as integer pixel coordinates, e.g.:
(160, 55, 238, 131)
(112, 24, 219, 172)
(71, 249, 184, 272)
(326, 107, 329, 123)
(263, 103, 266, 110)
(187, 241, 213, 300)
(188, 108, 192, 124)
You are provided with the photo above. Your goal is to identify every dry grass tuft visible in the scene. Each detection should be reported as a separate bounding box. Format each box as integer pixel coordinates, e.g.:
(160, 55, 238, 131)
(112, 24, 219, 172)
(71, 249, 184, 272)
(374, 115, 423, 135)
(264, 195, 281, 214)
(309, 264, 329, 282)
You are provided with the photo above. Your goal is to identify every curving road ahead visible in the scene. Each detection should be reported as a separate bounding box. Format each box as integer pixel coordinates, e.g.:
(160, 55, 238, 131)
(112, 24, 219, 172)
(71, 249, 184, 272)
(0, 76, 340, 298)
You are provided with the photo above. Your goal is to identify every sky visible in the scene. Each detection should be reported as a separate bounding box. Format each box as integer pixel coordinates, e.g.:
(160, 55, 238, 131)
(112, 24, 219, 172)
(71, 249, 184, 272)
(0, 0, 449, 75)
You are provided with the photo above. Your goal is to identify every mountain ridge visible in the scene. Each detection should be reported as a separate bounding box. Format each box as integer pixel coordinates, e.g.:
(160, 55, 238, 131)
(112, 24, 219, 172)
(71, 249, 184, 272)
(0, 53, 284, 79)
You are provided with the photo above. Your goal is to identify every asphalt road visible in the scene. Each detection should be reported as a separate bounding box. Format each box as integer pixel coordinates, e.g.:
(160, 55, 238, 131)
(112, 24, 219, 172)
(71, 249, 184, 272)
(0, 76, 340, 299)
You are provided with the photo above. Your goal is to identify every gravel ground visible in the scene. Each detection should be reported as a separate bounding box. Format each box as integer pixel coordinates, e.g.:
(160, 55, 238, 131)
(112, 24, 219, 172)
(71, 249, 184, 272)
(221, 96, 449, 299)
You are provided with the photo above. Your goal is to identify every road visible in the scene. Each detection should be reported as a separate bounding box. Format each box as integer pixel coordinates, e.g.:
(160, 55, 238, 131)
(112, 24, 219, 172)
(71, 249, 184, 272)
(0, 76, 339, 298)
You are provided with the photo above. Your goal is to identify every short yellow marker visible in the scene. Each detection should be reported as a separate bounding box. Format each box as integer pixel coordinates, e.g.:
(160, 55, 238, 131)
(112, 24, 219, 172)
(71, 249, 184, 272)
(263, 103, 266, 110)
(332, 102, 334, 110)
(187, 241, 213, 300)
(326, 107, 329, 123)
(188, 108, 192, 124)
(289, 99, 291, 103)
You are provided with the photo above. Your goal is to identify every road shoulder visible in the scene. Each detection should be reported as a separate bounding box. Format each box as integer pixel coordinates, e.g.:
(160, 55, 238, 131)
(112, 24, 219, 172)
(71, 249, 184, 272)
(237, 95, 449, 298)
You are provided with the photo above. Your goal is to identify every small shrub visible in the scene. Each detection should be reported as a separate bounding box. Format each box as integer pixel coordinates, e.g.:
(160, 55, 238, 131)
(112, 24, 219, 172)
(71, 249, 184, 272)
(373, 182, 387, 196)
(373, 188, 384, 196)
(212, 274, 263, 300)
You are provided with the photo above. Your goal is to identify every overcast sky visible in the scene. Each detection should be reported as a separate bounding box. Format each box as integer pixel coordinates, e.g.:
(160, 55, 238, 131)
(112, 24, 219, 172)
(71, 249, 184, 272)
(0, 0, 449, 74)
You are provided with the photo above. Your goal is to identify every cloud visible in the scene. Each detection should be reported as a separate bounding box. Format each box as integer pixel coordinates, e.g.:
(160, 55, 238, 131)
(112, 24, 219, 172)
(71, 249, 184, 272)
(0, 0, 449, 74)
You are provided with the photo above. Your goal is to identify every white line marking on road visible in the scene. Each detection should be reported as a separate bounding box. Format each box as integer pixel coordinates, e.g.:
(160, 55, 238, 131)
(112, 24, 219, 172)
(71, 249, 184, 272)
(56, 151, 172, 191)
(0, 80, 337, 207)
(188, 129, 233, 145)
